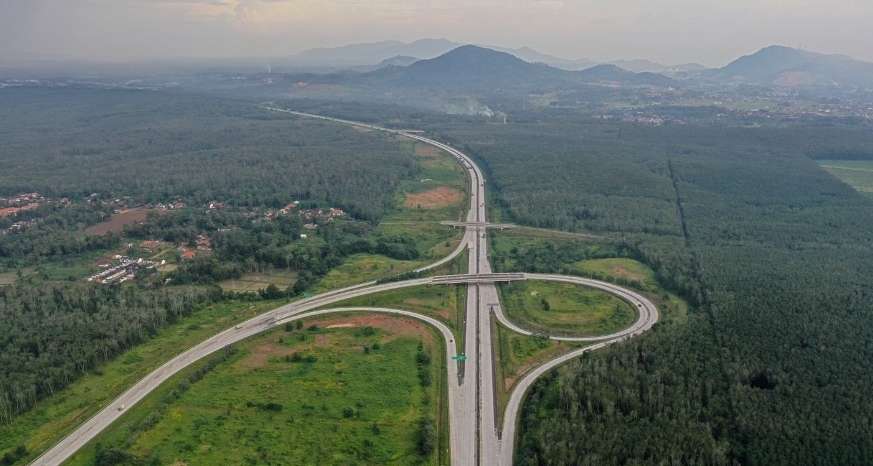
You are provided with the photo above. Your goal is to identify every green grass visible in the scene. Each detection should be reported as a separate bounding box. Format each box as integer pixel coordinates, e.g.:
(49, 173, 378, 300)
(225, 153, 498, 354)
(314, 254, 426, 292)
(492, 322, 586, 416)
(14, 248, 110, 282)
(572, 257, 658, 290)
(219, 269, 298, 293)
(498, 281, 636, 337)
(65, 315, 448, 466)
(819, 159, 873, 195)
(0, 299, 286, 465)
(377, 222, 464, 260)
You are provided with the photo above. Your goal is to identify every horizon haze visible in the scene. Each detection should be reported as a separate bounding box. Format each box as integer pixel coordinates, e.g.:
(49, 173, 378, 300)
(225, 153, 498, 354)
(2, 0, 873, 67)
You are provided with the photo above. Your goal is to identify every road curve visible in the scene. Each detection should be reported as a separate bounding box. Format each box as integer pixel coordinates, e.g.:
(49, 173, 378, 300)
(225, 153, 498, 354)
(498, 339, 622, 466)
(492, 273, 658, 342)
(495, 276, 659, 465)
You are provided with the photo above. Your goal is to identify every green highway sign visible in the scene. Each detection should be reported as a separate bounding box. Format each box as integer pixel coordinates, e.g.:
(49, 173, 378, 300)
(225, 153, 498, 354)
(452, 354, 467, 361)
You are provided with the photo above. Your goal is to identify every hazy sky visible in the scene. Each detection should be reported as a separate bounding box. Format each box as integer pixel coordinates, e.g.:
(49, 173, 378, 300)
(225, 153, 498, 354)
(2, 0, 873, 67)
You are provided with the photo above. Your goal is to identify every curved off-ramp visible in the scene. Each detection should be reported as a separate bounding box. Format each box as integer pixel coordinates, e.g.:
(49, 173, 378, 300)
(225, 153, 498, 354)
(493, 273, 658, 343)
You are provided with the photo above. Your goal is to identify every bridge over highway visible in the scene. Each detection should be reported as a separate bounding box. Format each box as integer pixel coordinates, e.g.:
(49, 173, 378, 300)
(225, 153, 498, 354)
(430, 273, 526, 285)
(440, 221, 517, 229)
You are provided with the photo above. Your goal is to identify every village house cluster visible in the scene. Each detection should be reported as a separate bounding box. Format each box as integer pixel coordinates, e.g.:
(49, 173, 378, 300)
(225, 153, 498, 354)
(0, 192, 72, 234)
(178, 234, 213, 261)
(0, 192, 44, 218)
(299, 207, 346, 230)
(87, 256, 160, 285)
(258, 201, 346, 230)
(87, 194, 186, 213)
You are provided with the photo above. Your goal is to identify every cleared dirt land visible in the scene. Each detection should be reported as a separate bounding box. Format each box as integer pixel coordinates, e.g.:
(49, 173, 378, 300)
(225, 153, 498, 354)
(404, 186, 464, 209)
(415, 143, 440, 158)
(219, 270, 297, 293)
(84, 208, 157, 236)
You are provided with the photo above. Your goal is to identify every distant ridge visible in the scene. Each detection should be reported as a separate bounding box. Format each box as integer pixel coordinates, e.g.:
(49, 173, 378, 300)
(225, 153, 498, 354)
(716, 45, 873, 88)
(578, 64, 675, 86)
(291, 39, 458, 66)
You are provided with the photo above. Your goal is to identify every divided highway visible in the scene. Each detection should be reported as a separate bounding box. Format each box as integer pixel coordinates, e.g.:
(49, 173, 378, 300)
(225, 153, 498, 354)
(31, 109, 659, 466)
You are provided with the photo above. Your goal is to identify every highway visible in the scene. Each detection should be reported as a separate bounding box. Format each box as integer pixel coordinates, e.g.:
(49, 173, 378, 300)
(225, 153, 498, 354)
(31, 109, 659, 466)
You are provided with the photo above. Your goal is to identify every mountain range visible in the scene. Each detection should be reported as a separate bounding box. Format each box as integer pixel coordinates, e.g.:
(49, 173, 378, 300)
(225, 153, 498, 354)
(289, 39, 700, 74)
(286, 39, 873, 93)
(358, 45, 674, 91)
(293, 40, 873, 90)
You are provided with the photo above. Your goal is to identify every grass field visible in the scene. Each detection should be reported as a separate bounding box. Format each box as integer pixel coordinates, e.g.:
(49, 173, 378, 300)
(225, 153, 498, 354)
(572, 257, 657, 290)
(498, 281, 636, 337)
(377, 222, 463, 261)
(314, 254, 426, 292)
(0, 299, 286, 465)
(219, 269, 298, 293)
(0, 271, 16, 286)
(819, 159, 873, 196)
(66, 315, 448, 466)
(493, 323, 584, 393)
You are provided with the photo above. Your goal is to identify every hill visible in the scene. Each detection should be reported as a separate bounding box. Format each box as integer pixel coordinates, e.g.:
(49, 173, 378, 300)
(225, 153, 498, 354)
(377, 55, 419, 68)
(365, 45, 578, 90)
(717, 45, 873, 88)
(578, 64, 675, 86)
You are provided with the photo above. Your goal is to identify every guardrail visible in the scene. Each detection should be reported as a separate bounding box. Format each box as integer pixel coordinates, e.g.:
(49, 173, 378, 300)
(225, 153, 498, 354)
(430, 273, 526, 284)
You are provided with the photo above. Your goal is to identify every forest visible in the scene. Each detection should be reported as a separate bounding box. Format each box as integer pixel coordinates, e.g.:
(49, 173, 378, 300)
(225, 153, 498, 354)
(0, 282, 217, 423)
(434, 112, 873, 464)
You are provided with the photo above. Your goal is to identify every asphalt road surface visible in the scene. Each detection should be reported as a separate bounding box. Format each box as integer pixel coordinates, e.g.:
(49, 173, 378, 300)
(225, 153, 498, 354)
(31, 109, 658, 466)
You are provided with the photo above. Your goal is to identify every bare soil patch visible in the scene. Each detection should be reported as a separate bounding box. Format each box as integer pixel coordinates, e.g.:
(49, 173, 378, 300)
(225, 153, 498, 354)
(85, 208, 157, 236)
(415, 144, 440, 158)
(404, 186, 463, 209)
(241, 342, 295, 369)
(306, 314, 435, 345)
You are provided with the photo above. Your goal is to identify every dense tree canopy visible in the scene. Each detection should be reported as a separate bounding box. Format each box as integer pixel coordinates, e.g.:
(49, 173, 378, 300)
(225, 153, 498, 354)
(434, 114, 873, 465)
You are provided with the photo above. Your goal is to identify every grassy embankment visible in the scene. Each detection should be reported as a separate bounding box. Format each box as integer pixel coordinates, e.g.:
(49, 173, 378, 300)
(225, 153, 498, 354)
(66, 315, 449, 466)
(818, 159, 873, 198)
(0, 299, 286, 465)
